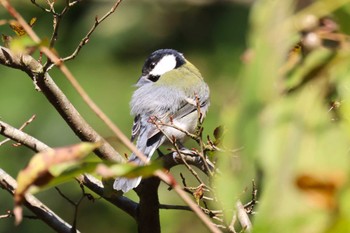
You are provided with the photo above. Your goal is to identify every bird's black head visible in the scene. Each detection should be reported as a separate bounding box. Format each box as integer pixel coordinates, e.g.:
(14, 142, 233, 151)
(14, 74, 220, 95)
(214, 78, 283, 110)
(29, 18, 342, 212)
(141, 49, 186, 82)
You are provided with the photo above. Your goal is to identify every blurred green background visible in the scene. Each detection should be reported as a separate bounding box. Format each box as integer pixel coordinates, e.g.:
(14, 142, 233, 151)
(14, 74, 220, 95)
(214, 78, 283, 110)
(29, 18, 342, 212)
(0, 1, 249, 232)
(2, 0, 350, 233)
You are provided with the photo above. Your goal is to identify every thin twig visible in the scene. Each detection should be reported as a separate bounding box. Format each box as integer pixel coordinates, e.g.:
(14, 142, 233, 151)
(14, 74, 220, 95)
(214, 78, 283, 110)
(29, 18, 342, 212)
(61, 0, 123, 62)
(0, 46, 120, 162)
(0, 119, 50, 152)
(152, 99, 213, 176)
(55, 185, 87, 231)
(30, 0, 54, 13)
(236, 201, 252, 233)
(55, 187, 77, 206)
(0, 210, 39, 220)
(0, 210, 13, 219)
(158, 204, 192, 211)
(0, 114, 36, 147)
(228, 212, 237, 233)
(0, 119, 138, 220)
(244, 180, 258, 214)
(179, 173, 187, 188)
(76, 174, 138, 219)
(194, 95, 212, 174)
(150, 117, 205, 185)
(175, 147, 205, 185)
(0, 169, 80, 233)
(159, 203, 224, 222)
(155, 121, 198, 140)
(47, 1, 72, 50)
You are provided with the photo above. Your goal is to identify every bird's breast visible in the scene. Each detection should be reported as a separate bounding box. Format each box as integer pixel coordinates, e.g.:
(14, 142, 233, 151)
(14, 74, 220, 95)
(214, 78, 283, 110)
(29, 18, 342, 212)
(162, 110, 198, 142)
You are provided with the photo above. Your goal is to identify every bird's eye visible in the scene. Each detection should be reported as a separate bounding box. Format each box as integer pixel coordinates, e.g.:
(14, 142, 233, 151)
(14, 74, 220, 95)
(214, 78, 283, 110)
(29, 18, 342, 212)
(148, 75, 160, 82)
(149, 62, 156, 69)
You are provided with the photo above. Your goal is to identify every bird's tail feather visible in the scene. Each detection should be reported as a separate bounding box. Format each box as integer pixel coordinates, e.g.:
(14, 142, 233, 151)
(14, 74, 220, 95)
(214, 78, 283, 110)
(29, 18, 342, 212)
(113, 176, 142, 193)
(113, 155, 144, 193)
(113, 131, 165, 193)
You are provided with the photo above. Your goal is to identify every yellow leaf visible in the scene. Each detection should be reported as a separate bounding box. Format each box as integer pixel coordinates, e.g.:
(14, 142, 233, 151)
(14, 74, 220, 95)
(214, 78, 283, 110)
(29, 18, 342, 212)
(9, 18, 37, 37)
(9, 20, 26, 36)
(29, 17, 37, 27)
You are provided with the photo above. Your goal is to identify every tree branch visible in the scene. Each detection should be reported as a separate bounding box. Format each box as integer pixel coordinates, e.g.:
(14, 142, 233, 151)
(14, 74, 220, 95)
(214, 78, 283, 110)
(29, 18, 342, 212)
(0, 115, 36, 147)
(236, 201, 252, 233)
(162, 149, 213, 174)
(0, 169, 80, 233)
(0, 119, 138, 220)
(62, 0, 123, 62)
(135, 177, 161, 233)
(0, 120, 50, 152)
(159, 204, 192, 211)
(0, 46, 120, 162)
(77, 174, 138, 220)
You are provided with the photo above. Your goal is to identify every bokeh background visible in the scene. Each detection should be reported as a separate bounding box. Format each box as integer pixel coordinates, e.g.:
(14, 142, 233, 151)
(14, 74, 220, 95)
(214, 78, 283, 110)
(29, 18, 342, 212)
(2, 1, 350, 233)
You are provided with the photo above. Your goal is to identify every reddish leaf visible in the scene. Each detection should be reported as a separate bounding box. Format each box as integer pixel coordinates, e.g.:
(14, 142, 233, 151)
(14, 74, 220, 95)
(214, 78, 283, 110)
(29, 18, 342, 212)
(193, 184, 204, 204)
(14, 142, 100, 224)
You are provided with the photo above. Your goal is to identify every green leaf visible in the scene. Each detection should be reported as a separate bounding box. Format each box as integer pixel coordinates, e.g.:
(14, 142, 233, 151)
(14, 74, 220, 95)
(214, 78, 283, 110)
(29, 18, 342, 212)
(9, 35, 37, 54)
(32, 161, 101, 194)
(96, 160, 162, 179)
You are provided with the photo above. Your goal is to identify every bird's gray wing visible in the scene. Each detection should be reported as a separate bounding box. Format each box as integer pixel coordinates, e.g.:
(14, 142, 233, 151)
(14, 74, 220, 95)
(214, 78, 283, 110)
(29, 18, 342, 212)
(170, 97, 209, 121)
(131, 115, 141, 142)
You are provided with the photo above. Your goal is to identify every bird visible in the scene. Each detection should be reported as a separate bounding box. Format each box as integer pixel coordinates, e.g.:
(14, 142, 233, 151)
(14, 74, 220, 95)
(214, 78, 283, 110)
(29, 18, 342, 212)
(113, 49, 210, 193)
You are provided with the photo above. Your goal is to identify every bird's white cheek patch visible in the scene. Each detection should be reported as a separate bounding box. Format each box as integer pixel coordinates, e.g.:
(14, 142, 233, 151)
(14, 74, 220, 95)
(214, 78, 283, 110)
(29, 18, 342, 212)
(150, 55, 177, 76)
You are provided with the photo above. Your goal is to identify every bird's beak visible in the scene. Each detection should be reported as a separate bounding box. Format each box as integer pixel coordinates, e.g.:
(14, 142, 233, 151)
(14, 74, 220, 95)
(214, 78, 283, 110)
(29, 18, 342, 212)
(135, 75, 151, 86)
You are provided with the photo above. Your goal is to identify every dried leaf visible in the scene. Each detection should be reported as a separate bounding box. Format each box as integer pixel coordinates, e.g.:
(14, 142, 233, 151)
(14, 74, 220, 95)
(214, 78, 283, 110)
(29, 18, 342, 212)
(9, 20, 26, 36)
(193, 184, 204, 204)
(9, 17, 37, 37)
(29, 17, 37, 27)
(295, 173, 345, 210)
(14, 142, 100, 224)
(213, 126, 223, 141)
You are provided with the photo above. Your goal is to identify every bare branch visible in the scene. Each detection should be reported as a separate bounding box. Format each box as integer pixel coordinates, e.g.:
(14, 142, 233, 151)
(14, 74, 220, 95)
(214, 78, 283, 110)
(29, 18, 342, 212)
(0, 46, 120, 162)
(0, 119, 138, 220)
(76, 174, 138, 220)
(30, 0, 54, 13)
(236, 201, 252, 232)
(0, 115, 36, 147)
(159, 204, 192, 211)
(62, 0, 123, 62)
(0, 119, 50, 152)
(244, 180, 258, 215)
(149, 117, 205, 184)
(162, 150, 213, 174)
(54, 185, 87, 231)
(48, 2, 71, 50)
(0, 169, 80, 233)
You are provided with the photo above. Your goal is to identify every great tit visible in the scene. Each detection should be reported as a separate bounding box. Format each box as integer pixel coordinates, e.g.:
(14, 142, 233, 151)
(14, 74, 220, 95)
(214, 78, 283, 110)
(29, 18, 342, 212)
(113, 49, 210, 193)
